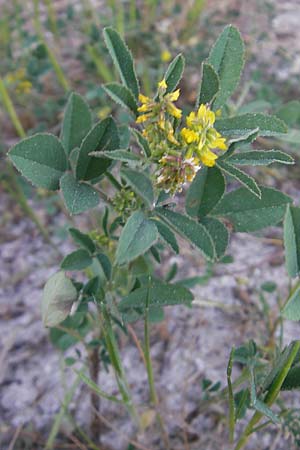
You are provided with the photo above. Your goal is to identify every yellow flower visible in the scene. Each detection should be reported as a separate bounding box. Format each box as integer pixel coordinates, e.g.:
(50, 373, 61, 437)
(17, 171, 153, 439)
(16, 80, 32, 95)
(181, 128, 199, 144)
(166, 102, 182, 119)
(167, 89, 180, 102)
(158, 79, 167, 90)
(136, 114, 152, 123)
(182, 104, 227, 167)
(198, 148, 218, 167)
(161, 50, 172, 63)
(139, 93, 151, 104)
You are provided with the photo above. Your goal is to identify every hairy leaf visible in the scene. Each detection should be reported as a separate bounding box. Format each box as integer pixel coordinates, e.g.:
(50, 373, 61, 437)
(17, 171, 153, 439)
(103, 82, 138, 115)
(186, 166, 225, 217)
(69, 227, 96, 254)
(201, 217, 229, 259)
(76, 117, 119, 181)
(61, 92, 92, 155)
(228, 150, 294, 166)
(90, 149, 141, 162)
(60, 173, 99, 215)
(215, 113, 287, 137)
(197, 62, 219, 107)
(164, 53, 185, 93)
(155, 207, 215, 261)
(103, 27, 139, 99)
(284, 205, 300, 278)
(116, 211, 158, 265)
(212, 186, 291, 232)
(121, 167, 154, 207)
(282, 284, 300, 321)
(208, 25, 245, 109)
(131, 128, 151, 157)
(61, 249, 93, 270)
(217, 160, 261, 198)
(151, 219, 179, 254)
(9, 133, 67, 190)
(42, 271, 77, 327)
(119, 280, 193, 311)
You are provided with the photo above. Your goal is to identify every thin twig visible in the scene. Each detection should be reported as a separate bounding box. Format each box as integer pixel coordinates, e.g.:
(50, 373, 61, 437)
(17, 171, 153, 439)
(127, 324, 147, 367)
(8, 425, 23, 450)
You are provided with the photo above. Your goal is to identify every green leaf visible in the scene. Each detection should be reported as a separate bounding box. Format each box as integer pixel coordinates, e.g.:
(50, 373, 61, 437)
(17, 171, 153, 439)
(208, 25, 245, 109)
(281, 364, 300, 390)
(9, 133, 67, 190)
(119, 280, 193, 311)
(185, 166, 225, 218)
(69, 227, 96, 254)
(151, 219, 179, 254)
(121, 167, 154, 207)
(61, 249, 93, 271)
(284, 205, 300, 278)
(155, 207, 215, 261)
(282, 284, 300, 321)
(215, 113, 287, 137)
(116, 211, 158, 265)
(61, 92, 92, 155)
(76, 117, 119, 181)
(228, 150, 294, 166)
(217, 160, 261, 198)
(69, 147, 80, 172)
(103, 27, 139, 99)
(164, 53, 185, 93)
(103, 82, 138, 115)
(262, 343, 299, 392)
(118, 124, 131, 148)
(95, 253, 112, 280)
(197, 62, 219, 107)
(60, 173, 99, 215)
(76, 370, 122, 403)
(212, 186, 291, 232)
(201, 217, 229, 260)
(221, 128, 259, 160)
(227, 348, 235, 442)
(131, 128, 151, 157)
(42, 271, 77, 327)
(91, 149, 141, 162)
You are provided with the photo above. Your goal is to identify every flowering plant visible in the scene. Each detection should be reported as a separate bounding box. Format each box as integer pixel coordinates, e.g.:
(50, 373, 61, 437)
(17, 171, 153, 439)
(7, 25, 300, 449)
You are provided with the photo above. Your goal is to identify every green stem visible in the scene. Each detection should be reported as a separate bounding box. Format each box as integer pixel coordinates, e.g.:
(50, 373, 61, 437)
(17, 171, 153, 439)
(43, 0, 59, 39)
(144, 285, 170, 449)
(33, 0, 70, 92)
(129, 0, 137, 29)
(105, 170, 122, 191)
(86, 45, 114, 83)
(234, 341, 300, 450)
(0, 77, 26, 138)
(45, 374, 81, 449)
(99, 305, 139, 424)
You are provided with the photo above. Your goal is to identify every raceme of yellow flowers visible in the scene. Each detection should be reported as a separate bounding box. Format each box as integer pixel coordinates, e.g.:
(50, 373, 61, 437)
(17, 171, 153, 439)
(136, 79, 227, 194)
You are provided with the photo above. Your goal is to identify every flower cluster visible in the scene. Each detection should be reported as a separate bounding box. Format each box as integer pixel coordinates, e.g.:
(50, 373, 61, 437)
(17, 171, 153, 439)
(181, 104, 227, 167)
(5, 68, 32, 95)
(112, 188, 139, 220)
(136, 79, 227, 194)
